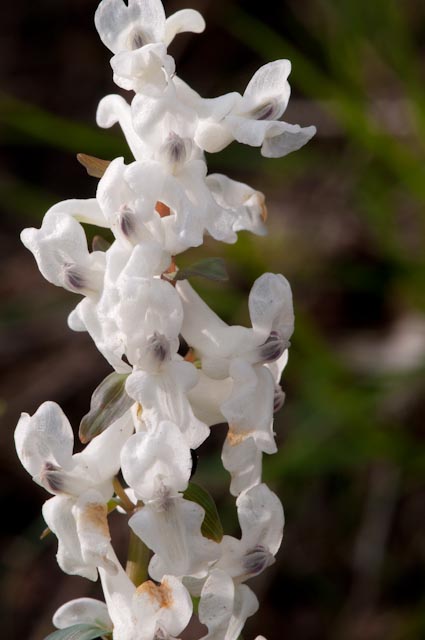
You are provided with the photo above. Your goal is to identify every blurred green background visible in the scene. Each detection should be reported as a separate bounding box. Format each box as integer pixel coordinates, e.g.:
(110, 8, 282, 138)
(2, 0, 425, 638)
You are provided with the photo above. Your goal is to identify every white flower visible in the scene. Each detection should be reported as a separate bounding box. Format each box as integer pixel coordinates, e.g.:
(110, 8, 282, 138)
(99, 553, 193, 640)
(95, 0, 205, 93)
(121, 420, 218, 579)
(198, 569, 259, 640)
(177, 273, 294, 379)
(69, 241, 172, 373)
(196, 485, 283, 639)
(21, 205, 105, 297)
(121, 420, 192, 501)
(191, 60, 316, 157)
(15, 402, 133, 579)
(214, 484, 284, 582)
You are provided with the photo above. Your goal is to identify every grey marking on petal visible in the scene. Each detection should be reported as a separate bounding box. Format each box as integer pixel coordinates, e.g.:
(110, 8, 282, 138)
(156, 485, 173, 512)
(160, 132, 189, 171)
(258, 330, 286, 363)
(243, 544, 273, 576)
(64, 264, 87, 292)
(250, 99, 279, 121)
(42, 462, 64, 493)
(119, 207, 136, 238)
(131, 31, 145, 50)
(148, 332, 171, 364)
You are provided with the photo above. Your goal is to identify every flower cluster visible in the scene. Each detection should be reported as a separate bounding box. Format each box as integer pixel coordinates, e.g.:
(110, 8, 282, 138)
(15, 1, 315, 638)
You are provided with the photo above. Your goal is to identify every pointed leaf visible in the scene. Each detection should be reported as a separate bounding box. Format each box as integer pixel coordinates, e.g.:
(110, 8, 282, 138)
(45, 624, 110, 640)
(174, 258, 229, 283)
(183, 482, 224, 542)
(79, 373, 133, 443)
(77, 153, 111, 178)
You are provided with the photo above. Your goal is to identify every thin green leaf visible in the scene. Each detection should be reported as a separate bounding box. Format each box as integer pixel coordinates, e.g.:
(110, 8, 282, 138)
(44, 624, 110, 640)
(175, 258, 229, 283)
(79, 373, 133, 443)
(183, 482, 224, 542)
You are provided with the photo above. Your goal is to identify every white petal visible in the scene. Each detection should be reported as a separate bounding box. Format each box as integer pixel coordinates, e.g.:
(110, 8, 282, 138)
(248, 272, 294, 342)
(95, 0, 166, 54)
(21, 210, 103, 296)
(224, 584, 259, 640)
(128, 0, 166, 41)
(43, 495, 98, 581)
(134, 575, 192, 637)
(15, 402, 74, 478)
(195, 120, 235, 154)
(224, 115, 273, 148)
(68, 296, 131, 374)
(111, 44, 174, 94)
(76, 410, 134, 487)
(121, 421, 192, 501)
(187, 372, 231, 426)
(165, 9, 205, 46)
(126, 362, 209, 449)
(261, 122, 316, 158)
(95, 0, 133, 53)
(116, 276, 182, 368)
(221, 436, 262, 497)
(131, 84, 197, 156)
(53, 598, 112, 630)
(199, 569, 234, 640)
(99, 552, 136, 639)
(242, 60, 292, 117)
(237, 484, 284, 556)
(49, 198, 108, 228)
(97, 94, 147, 161)
(177, 280, 229, 352)
(221, 360, 276, 455)
(73, 490, 118, 575)
(267, 349, 289, 384)
(129, 497, 219, 579)
(206, 173, 267, 238)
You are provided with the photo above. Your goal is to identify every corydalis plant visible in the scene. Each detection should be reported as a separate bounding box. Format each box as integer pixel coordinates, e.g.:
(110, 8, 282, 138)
(15, 1, 315, 638)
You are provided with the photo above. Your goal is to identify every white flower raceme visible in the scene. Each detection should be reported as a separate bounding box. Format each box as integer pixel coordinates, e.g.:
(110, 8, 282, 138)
(16, 0, 315, 637)
(15, 402, 133, 580)
(95, 0, 205, 93)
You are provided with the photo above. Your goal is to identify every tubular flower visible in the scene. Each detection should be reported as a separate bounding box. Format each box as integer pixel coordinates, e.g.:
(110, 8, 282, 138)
(15, 0, 315, 638)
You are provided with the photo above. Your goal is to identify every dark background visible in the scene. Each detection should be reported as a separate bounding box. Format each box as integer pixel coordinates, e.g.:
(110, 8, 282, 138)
(2, 1, 425, 638)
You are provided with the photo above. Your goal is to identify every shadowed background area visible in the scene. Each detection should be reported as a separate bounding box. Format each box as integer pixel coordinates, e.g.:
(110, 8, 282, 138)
(2, 1, 425, 638)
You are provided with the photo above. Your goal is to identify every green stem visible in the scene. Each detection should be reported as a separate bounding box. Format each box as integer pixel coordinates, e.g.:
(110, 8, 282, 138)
(113, 476, 135, 513)
(126, 527, 150, 587)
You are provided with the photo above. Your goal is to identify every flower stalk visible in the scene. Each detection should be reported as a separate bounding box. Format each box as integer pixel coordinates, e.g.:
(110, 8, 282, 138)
(14, 1, 315, 639)
(126, 526, 150, 587)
